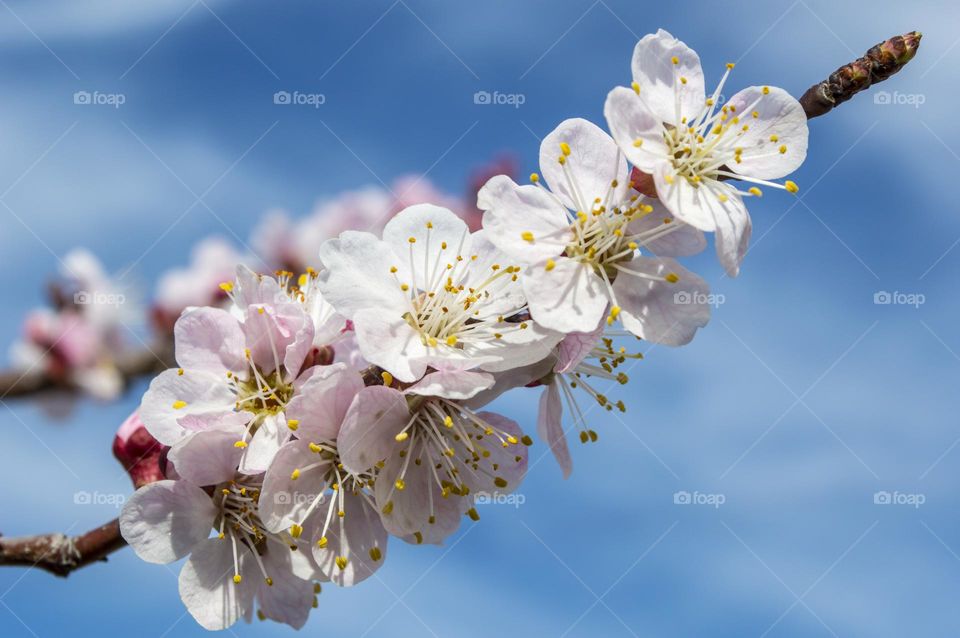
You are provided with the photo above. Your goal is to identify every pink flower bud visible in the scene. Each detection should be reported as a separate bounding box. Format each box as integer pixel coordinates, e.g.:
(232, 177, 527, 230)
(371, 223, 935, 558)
(113, 411, 167, 488)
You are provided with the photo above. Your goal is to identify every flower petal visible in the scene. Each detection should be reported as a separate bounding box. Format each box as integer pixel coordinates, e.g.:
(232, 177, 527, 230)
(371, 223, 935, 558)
(703, 183, 752, 277)
(353, 307, 428, 383)
(139, 368, 246, 446)
(631, 29, 706, 126)
(338, 385, 410, 475)
(312, 490, 388, 587)
(651, 162, 717, 232)
(478, 174, 572, 264)
(555, 328, 602, 374)
(317, 231, 407, 320)
(238, 413, 290, 474)
(285, 363, 364, 441)
(539, 118, 629, 212)
(626, 199, 706, 257)
(612, 255, 710, 345)
(256, 550, 315, 629)
(168, 430, 245, 487)
(259, 439, 333, 533)
(119, 480, 215, 564)
(381, 204, 472, 290)
(174, 307, 246, 376)
(538, 383, 572, 479)
(522, 257, 608, 333)
(604, 86, 669, 172)
(178, 537, 256, 631)
(406, 368, 495, 400)
(726, 86, 808, 180)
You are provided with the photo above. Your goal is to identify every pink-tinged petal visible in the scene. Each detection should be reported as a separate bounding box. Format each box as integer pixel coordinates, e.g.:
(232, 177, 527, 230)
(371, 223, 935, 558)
(119, 480, 215, 564)
(242, 303, 313, 376)
(538, 383, 572, 479)
(604, 86, 668, 172)
(540, 118, 629, 212)
(726, 86, 808, 180)
(478, 174, 572, 264)
(381, 204, 472, 290)
(462, 358, 555, 410)
(256, 550, 315, 629)
(465, 229, 529, 316)
(260, 440, 334, 533)
(375, 440, 450, 539)
(338, 385, 410, 475)
(168, 430, 244, 487)
(626, 199, 707, 258)
(233, 265, 284, 307)
(406, 369, 495, 400)
(522, 257, 608, 333)
(555, 328, 602, 374)
(312, 490, 388, 586)
(631, 29, 706, 126)
(285, 363, 364, 441)
(612, 255, 711, 345)
(139, 369, 241, 446)
(467, 412, 528, 493)
(652, 162, 717, 232)
(317, 230, 408, 320)
(353, 308, 428, 383)
(238, 413, 289, 474)
(174, 307, 245, 376)
(178, 538, 257, 631)
(703, 183, 752, 277)
(465, 321, 563, 374)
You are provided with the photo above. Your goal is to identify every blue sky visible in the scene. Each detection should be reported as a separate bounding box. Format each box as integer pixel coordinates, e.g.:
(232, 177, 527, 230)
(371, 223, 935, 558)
(0, 1, 956, 636)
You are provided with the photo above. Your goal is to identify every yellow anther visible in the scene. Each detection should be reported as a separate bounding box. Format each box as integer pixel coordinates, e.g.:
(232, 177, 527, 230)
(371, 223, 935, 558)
(381, 371, 394, 386)
(507, 435, 518, 444)
(544, 259, 556, 272)
(172, 400, 187, 410)
(287, 419, 299, 431)
(670, 55, 679, 65)
(369, 547, 382, 562)
(177, 368, 184, 376)
(390, 265, 398, 273)
(521, 231, 535, 243)
(785, 180, 799, 194)
(521, 435, 533, 446)
(234, 440, 248, 449)
(443, 415, 453, 428)
(467, 508, 480, 521)
(290, 468, 300, 481)
(395, 431, 409, 442)
(631, 81, 640, 94)
(309, 442, 322, 453)
(413, 532, 424, 544)
(748, 187, 762, 197)
(762, 86, 770, 95)
(717, 193, 729, 203)
(335, 556, 348, 570)
(559, 142, 571, 156)
(219, 281, 233, 292)
(558, 155, 566, 165)
(610, 306, 621, 320)
(233, 574, 242, 584)
(426, 221, 433, 229)
(408, 236, 416, 243)
(779, 145, 787, 154)
(494, 477, 508, 488)
(427, 337, 438, 347)
(530, 172, 539, 183)
(446, 335, 458, 346)
(382, 500, 394, 515)
(726, 62, 735, 69)
(317, 536, 328, 548)
(664, 174, 675, 185)
(680, 76, 687, 84)
(632, 138, 643, 148)
(769, 134, 779, 142)
(289, 524, 303, 538)
(665, 272, 680, 284)
(395, 478, 405, 491)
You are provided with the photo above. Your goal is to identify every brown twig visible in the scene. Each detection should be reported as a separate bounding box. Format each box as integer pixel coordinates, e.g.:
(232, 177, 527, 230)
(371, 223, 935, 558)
(799, 31, 922, 119)
(0, 519, 126, 577)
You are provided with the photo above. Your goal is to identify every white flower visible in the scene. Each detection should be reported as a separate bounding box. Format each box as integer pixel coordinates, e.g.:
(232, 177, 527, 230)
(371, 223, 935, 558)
(479, 118, 711, 342)
(139, 288, 317, 473)
(317, 203, 561, 382)
(337, 368, 529, 544)
(120, 469, 320, 630)
(604, 29, 809, 276)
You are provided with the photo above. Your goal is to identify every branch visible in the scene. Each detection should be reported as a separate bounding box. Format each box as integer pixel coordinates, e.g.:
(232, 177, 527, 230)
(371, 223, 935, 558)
(800, 30, 922, 119)
(0, 339, 174, 399)
(0, 519, 126, 577)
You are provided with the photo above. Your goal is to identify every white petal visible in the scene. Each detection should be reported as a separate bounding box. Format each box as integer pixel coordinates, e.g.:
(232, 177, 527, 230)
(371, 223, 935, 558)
(468, 321, 564, 374)
(338, 385, 410, 475)
(626, 199, 706, 257)
(317, 231, 407, 320)
(612, 255, 711, 345)
(312, 490, 388, 586)
(353, 308, 428, 383)
(478, 174, 572, 264)
(381, 203, 472, 290)
(538, 383, 572, 479)
(120, 480, 215, 564)
(631, 29, 706, 125)
(168, 430, 244, 486)
(539, 118, 629, 212)
(139, 368, 247, 446)
(406, 368, 495, 400)
(179, 538, 256, 631)
(726, 86, 808, 179)
(555, 328, 602, 374)
(260, 440, 333, 533)
(256, 550, 315, 629)
(604, 86, 669, 172)
(174, 307, 246, 376)
(522, 257, 608, 333)
(285, 363, 364, 441)
(652, 162, 716, 232)
(703, 183, 752, 277)
(238, 413, 289, 474)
